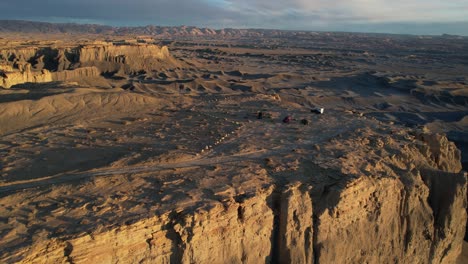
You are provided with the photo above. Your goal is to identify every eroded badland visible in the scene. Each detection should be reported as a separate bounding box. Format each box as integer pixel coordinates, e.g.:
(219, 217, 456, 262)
(0, 25, 467, 263)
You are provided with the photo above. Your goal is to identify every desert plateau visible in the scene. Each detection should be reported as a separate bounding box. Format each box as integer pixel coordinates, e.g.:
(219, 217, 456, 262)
(0, 21, 467, 263)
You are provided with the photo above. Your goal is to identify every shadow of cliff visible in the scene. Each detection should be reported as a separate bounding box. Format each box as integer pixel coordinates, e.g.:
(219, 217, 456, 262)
(0, 82, 75, 103)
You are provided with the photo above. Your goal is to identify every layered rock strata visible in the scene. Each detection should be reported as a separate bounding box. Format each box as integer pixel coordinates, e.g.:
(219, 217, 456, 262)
(0, 64, 52, 88)
(51, 67, 100, 82)
(2, 132, 465, 264)
(0, 43, 176, 88)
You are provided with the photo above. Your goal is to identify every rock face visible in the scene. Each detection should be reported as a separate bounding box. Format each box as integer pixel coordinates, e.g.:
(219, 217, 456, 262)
(12, 188, 276, 264)
(78, 44, 171, 70)
(51, 66, 100, 81)
(3, 132, 466, 264)
(0, 64, 52, 88)
(76, 43, 176, 74)
(277, 184, 314, 263)
(0, 47, 38, 65)
(0, 43, 177, 88)
(313, 171, 464, 264)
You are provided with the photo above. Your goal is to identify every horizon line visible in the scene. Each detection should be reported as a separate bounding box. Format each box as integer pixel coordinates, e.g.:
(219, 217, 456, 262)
(1, 19, 468, 37)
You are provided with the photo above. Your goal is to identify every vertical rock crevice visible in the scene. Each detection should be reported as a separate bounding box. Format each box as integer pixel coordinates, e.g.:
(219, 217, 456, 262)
(63, 241, 74, 264)
(420, 168, 467, 263)
(278, 183, 314, 264)
(267, 182, 314, 264)
(166, 212, 185, 264)
(267, 185, 282, 264)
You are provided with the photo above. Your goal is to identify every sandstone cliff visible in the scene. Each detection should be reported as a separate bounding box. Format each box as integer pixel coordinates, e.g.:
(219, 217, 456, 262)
(0, 64, 52, 88)
(51, 67, 100, 82)
(76, 43, 176, 74)
(0, 43, 178, 88)
(2, 131, 465, 264)
(0, 47, 38, 65)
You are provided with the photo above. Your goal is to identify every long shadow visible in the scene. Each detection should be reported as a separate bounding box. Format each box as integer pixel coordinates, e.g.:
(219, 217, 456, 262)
(0, 91, 63, 104)
(367, 111, 468, 128)
(0, 82, 74, 103)
(0, 145, 130, 185)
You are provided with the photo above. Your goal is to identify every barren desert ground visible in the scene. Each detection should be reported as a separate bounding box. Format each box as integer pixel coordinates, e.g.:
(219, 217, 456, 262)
(0, 25, 467, 263)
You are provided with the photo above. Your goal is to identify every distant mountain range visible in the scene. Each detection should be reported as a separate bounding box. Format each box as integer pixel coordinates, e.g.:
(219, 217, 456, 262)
(1, 20, 466, 40)
(0, 20, 289, 37)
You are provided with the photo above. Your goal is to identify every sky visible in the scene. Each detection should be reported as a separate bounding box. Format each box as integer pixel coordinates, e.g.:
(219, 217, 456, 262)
(1, 0, 468, 35)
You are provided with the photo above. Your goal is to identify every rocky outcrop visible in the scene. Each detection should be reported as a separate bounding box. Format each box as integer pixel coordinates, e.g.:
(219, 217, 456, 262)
(76, 43, 175, 74)
(417, 133, 463, 173)
(312, 171, 464, 264)
(0, 47, 38, 65)
(309, 132, 466, 264)
(0, 64, 52, 88)
(9, 188, 275, 264)
(0, 65, 100, 88)
(172, 188, 274, 263)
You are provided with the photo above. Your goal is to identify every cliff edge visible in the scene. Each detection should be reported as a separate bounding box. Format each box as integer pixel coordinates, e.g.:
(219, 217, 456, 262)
(1, 126, 465, 263)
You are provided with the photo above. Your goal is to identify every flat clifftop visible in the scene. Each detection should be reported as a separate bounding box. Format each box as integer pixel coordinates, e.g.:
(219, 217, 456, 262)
(0, 112, 465, 263)
(78, 43, 170, 62)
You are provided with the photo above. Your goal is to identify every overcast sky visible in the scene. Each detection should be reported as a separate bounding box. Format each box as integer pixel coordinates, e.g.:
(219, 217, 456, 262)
(1, 0, 468, 35)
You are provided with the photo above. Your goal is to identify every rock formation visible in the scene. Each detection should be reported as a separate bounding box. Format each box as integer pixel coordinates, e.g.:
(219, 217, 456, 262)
(77, 43, 175, 74)
(2, 132, 465, 263)
(0, 43, 177, 88)
(0, 64, 52, 88)
(52, 67, 100, 82)
(0, 47, 38, 65)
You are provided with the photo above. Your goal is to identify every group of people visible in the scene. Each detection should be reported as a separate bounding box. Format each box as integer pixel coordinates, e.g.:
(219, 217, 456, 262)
(256, 108, 324, 125)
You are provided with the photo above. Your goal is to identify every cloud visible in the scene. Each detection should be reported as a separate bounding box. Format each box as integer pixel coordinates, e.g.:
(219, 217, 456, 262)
(0, 0, 237, 26)
(223, 0, 468, 23)
(0, 0, 467, 34)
